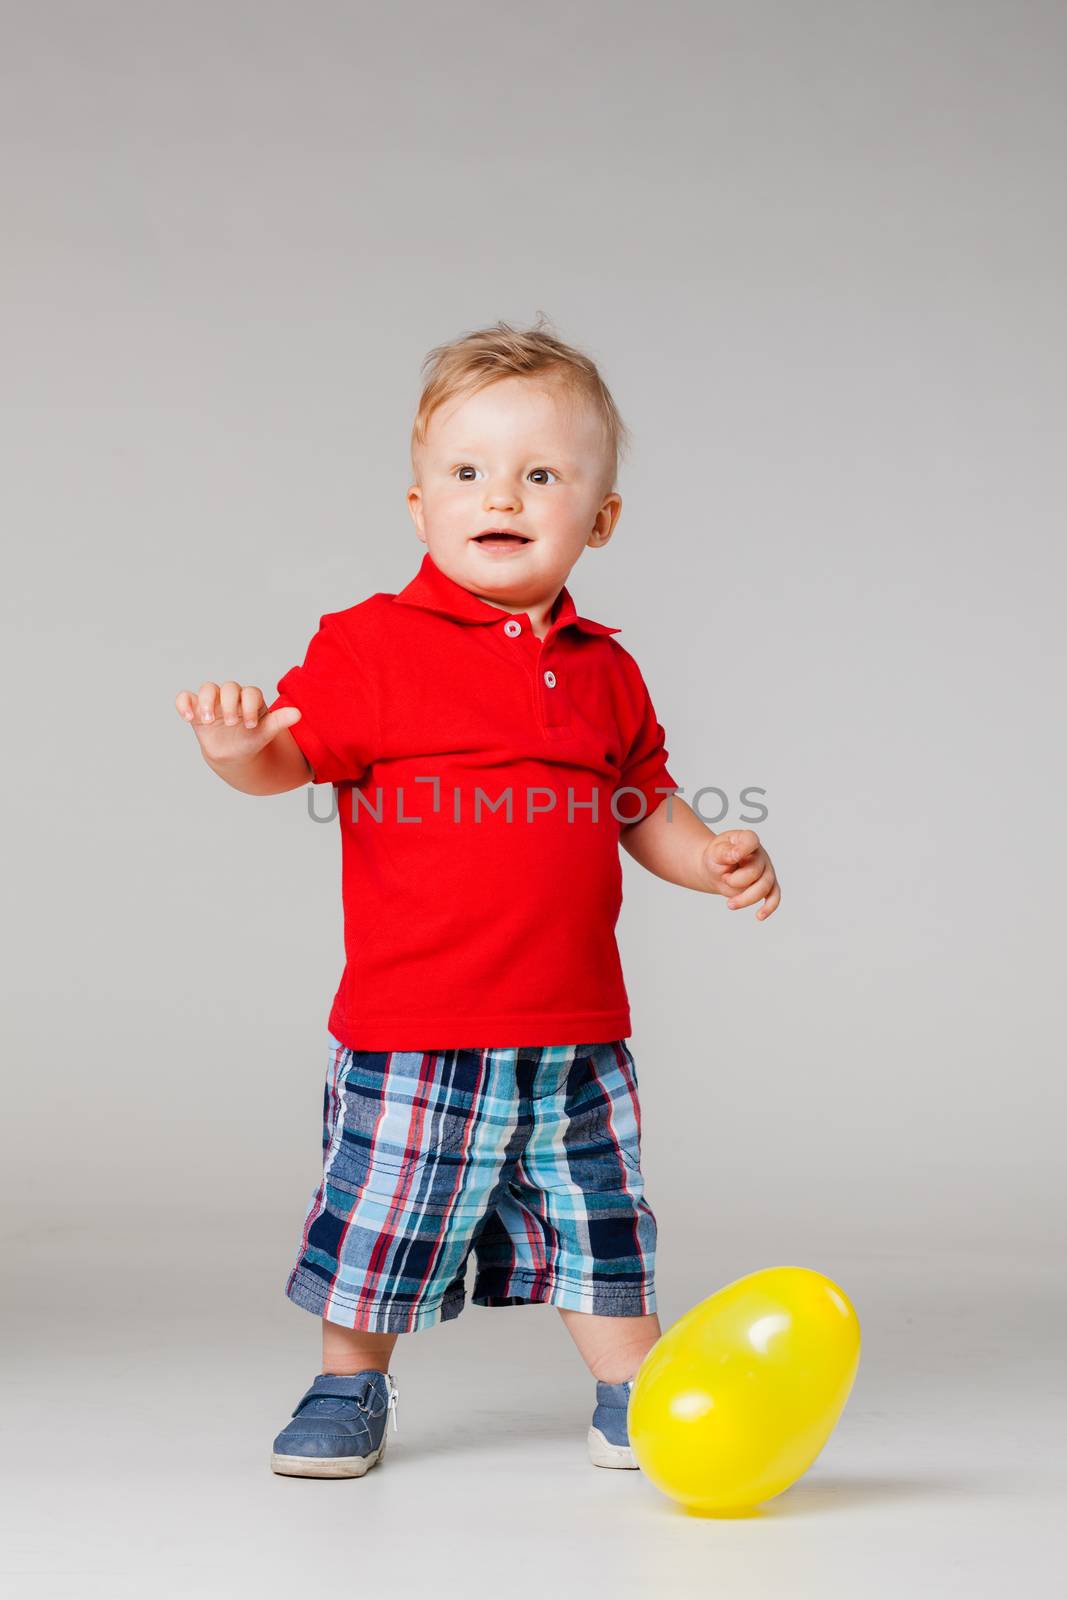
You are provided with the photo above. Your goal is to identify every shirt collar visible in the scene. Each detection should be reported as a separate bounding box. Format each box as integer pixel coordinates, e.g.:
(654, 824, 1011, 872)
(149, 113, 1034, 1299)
(392, 551, 621, 637)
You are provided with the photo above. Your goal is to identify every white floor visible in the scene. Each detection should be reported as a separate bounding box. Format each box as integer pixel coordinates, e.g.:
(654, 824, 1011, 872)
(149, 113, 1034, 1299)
(5, 1226, 1063, 1599)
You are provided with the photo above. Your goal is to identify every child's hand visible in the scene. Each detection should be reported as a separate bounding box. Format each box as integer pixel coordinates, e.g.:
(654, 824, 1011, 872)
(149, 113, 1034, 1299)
(174, 680, 302, 764)
(700, 829, 781, 921)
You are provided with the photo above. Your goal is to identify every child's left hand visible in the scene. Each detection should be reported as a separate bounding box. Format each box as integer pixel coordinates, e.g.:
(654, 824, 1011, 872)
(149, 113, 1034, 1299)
(700, 830, 781, 921)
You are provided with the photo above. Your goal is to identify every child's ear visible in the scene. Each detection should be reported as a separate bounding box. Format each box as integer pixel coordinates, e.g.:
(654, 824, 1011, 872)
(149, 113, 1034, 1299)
(406, 484, 426, 536)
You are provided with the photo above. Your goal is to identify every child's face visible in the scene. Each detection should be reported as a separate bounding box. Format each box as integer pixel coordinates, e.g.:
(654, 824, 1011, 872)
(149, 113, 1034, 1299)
(407, 376, 621, 607)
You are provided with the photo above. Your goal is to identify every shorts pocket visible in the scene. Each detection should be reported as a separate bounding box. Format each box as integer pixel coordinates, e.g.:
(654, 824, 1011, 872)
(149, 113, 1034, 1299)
(562, 1043, 644, 1180)
(329, 1049, 474, 1177)
(321, 1034, 351, 1157)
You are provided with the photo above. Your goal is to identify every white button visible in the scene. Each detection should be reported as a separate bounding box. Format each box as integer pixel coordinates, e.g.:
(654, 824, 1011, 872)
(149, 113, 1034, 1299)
(503, 619, 522, 637)
(543, 670, 557, 687)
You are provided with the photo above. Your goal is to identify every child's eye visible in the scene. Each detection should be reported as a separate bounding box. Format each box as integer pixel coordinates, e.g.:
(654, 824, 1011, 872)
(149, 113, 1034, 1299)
(454, 465, 481, 481)
(528, 468, 559, 484)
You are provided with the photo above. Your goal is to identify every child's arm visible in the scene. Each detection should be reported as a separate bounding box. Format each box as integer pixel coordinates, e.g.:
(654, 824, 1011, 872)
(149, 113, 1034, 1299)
(174, 680, 312, 795)
(621, 800, 781, 920)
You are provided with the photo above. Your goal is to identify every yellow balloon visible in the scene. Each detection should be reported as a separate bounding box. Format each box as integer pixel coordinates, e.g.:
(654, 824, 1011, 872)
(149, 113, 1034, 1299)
(629, 1266, 860, 1516)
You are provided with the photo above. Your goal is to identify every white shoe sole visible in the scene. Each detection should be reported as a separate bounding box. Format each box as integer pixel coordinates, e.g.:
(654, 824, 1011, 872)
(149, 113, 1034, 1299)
(587, 1424, 638, 1469)
(271, 1422, 390, 1479)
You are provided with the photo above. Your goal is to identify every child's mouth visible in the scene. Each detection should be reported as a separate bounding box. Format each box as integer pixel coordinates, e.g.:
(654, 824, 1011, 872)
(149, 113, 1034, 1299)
(473, 532, 531, 551)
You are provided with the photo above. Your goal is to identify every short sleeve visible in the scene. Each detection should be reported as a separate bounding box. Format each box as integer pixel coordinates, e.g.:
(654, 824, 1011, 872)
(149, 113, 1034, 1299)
(615, 661, 678, 824)
(267, 612, 379, 786)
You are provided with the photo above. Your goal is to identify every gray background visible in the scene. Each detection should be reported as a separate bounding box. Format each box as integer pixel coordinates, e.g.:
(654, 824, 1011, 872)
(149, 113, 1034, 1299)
(3, 2, 1064, 1595)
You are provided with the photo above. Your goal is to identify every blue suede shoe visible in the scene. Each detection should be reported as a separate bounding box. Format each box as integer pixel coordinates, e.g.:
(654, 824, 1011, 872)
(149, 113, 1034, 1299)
(271, 1370, 399, 1478)
(587, 1377, 637, 1469)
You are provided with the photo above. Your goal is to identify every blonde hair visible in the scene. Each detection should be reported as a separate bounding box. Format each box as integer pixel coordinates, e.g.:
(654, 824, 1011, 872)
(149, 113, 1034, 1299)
(410, 314, 631, 494)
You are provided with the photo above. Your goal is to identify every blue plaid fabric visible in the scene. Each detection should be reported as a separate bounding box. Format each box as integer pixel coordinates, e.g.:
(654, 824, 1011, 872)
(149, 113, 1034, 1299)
(285, 1033, 658, 1332)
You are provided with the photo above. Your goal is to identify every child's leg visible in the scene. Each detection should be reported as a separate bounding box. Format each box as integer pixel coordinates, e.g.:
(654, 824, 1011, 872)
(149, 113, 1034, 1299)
(321, 1319, 399, 1376)
(557, 1308, 661, 1382)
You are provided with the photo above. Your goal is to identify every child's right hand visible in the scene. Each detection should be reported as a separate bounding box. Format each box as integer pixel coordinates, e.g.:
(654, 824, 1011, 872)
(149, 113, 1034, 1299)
(174, 680, 303, 764)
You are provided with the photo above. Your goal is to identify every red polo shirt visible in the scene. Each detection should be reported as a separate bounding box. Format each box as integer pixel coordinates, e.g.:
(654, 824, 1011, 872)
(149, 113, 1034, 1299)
(267, 551, 678, 1049)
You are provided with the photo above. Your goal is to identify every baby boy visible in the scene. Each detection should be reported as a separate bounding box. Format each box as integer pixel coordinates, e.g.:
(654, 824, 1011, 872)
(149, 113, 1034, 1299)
(176, 320, 780, 1478)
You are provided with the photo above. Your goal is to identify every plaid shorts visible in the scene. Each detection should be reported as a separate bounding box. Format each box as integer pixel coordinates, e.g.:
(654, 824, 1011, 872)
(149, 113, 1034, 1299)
(284, 1032, 658, 1333)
